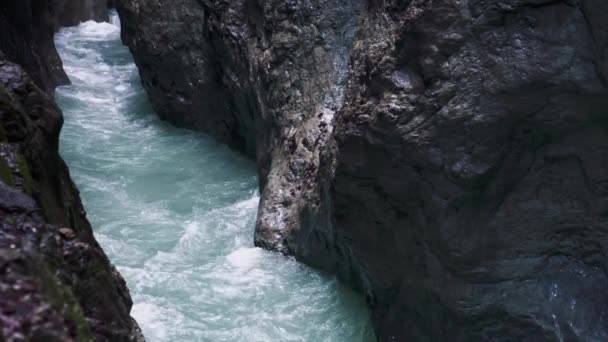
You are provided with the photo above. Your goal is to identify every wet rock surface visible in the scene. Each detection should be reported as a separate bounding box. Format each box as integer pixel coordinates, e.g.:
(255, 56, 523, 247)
(116, 0, 608, 340)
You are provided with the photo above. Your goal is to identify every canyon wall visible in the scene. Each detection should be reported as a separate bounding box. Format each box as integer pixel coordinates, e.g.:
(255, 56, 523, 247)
(0, 1, 142, 341)
(116, 0, 608, 340)
(330, 1, 608, 340)
(0, 0, 110, 93)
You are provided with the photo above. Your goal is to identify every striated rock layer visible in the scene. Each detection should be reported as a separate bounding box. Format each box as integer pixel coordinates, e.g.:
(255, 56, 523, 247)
(116, 0, 608, 340)
(0, 1, 143, 341)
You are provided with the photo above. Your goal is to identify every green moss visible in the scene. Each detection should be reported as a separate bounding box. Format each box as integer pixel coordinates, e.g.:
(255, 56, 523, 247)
(16, 154, 34, 194)
(5, 216, 14, 224)
(0, 157, 15, 187)
(35, 257, 93, 342)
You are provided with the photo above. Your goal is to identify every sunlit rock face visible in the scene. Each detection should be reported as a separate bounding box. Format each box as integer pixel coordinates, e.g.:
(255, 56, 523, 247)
(116, 0, 608, 340)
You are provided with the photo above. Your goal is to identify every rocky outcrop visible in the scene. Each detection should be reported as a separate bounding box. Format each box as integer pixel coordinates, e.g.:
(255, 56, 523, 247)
(0, 55, 142, 342)
(0, 2, 142, 341)
(116, 0, 364, 252)
(116, 0, 250, 154)
(116, 0, 608, 340)
(0, 0, 109, 93)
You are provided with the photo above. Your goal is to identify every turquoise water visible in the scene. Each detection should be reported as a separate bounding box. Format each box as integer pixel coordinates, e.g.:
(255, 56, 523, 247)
(54, 13, 373, 342)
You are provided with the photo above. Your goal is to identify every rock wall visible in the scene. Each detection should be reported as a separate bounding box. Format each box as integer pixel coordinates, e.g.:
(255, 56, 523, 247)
(116, 0, 364, 253)
(116, 0, 608, 340)
(116, 0, 249, 154)
(0, 1, 143, 341)
(0, 0, 109, 93)
(329, 1, 608, 340)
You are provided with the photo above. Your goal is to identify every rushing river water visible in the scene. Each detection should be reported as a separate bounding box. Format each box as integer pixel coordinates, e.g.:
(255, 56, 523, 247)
(54, 12, 373, 342)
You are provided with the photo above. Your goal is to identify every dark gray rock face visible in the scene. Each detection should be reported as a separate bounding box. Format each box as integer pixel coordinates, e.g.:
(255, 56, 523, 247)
(0, 0, 109, 93)
(329, 1, 608, 340)
(0, 55, 143, 342)
(117, 0, 364, 252)
(116, 0, 364, 263)
(0, 2, 142, 341)
(116, 0, 608, 340)
(116, 0, 248, 153)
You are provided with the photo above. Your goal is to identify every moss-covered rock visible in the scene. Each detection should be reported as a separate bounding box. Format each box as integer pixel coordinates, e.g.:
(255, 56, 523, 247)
(35, 257, 93, 342)
(16, 154, 34, 194)
(0, 156, 15, 187)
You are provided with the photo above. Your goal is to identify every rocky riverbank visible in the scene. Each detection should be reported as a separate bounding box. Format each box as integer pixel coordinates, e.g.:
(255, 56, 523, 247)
(0, 1, 142, 340)
(116, 0, 608, 340)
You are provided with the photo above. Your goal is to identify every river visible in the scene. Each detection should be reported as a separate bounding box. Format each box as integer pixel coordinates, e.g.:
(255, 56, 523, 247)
(55, 11, 373, 342)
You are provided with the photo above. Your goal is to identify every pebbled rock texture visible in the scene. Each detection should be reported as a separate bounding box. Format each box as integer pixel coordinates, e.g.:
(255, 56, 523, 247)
(116, 0, 608, 340)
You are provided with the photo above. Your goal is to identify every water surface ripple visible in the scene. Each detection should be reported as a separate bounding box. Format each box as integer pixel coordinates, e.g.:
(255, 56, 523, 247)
(55, 13, 373, 342)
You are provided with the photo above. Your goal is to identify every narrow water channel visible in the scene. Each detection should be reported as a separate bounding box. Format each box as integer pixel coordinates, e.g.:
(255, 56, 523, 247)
(55, 12, 374, 342)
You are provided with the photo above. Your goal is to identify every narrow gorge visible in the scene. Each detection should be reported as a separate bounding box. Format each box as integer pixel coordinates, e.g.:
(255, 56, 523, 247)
(55, 12, 373, 341)
(1, 0, 607, 341)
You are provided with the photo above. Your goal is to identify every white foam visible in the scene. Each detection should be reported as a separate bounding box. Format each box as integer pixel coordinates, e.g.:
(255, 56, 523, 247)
(66, 68, 115, 87)
(131, 302, 170, 341)
(235, 194, 261, 210)
(226, 247, 262, 269)
(178, 221, 201, 244)
(77, 20, 121, 39)
(110, 12, 121, 28)
(175, 194, 259, 247)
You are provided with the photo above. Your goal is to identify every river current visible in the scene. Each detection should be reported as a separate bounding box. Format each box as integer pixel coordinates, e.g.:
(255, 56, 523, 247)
(54, 12, 373, 342)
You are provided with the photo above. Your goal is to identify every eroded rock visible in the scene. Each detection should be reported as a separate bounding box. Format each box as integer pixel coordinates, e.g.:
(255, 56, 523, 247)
(115, 0, 608, 340)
